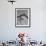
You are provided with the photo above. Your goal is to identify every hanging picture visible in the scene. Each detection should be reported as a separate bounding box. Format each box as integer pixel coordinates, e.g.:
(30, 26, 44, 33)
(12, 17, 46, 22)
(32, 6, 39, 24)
(15, 8, 31, 28)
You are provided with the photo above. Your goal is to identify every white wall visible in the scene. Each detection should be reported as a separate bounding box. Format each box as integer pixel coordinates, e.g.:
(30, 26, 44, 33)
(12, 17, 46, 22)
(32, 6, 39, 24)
(0, 0, 46, 42)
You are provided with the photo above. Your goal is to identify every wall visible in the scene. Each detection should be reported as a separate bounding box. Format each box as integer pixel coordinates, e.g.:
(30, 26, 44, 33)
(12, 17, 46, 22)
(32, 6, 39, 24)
(0, 0, 46, 42)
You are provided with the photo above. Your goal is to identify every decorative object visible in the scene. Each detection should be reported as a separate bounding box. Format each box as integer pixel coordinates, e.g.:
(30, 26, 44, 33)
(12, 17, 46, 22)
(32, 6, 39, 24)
(15, 8, 31, 28)
(18, 32, 25, 46)
(8, 0, 16, 4)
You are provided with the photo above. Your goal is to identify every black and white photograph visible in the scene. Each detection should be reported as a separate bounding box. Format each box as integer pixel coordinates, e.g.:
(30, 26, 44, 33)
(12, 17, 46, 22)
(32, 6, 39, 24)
(15, 8, 31, 27)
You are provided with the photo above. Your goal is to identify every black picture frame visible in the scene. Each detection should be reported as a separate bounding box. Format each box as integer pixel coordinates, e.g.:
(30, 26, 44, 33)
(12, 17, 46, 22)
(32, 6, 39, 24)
(15, 8, 31, 28)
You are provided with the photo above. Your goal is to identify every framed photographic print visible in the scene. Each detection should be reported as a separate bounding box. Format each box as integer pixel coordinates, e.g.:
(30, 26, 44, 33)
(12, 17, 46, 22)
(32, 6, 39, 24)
(15, 8, 31, 28)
